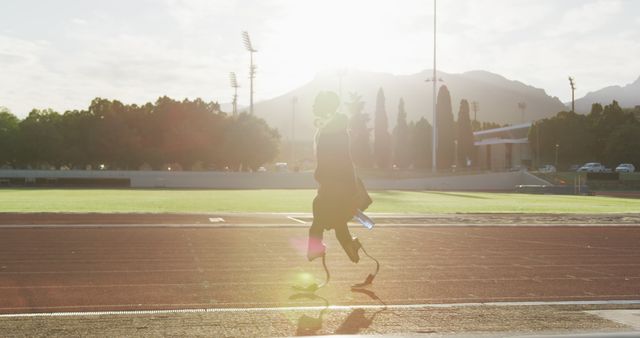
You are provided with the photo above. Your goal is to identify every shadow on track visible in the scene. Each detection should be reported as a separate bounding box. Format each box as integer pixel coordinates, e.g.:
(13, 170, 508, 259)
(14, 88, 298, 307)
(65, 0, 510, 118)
(334, 288, 387, 335)
(289, 293, 329, 336)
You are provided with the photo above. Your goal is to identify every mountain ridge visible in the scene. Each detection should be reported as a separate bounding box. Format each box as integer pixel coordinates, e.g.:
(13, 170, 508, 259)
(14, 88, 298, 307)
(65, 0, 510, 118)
(251, 69, 568, 141)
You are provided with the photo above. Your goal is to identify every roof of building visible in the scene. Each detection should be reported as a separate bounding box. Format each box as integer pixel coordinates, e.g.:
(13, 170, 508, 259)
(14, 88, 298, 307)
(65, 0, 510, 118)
(474, 137, 529, 146)
(473, 122, 532, 140)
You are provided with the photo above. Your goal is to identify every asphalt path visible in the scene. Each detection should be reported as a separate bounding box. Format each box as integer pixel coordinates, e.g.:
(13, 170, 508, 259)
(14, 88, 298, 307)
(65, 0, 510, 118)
(1, 219, 639, 315)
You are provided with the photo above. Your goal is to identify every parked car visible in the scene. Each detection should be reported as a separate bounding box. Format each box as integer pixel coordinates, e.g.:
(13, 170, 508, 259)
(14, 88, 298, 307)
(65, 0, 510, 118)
(538, 164, 556, 173)
(568, 164, 581, 171)
(615, 163, 636, 173)
(577, 162, 605, 173)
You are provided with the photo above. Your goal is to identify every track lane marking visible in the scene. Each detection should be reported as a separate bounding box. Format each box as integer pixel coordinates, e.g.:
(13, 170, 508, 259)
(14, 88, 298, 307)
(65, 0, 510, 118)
(1, 223, 640, 228)
(1, 299, 640, 318)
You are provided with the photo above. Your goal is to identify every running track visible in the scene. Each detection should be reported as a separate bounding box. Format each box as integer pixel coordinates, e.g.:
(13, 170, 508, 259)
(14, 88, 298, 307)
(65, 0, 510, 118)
(1, 218, 639, 315)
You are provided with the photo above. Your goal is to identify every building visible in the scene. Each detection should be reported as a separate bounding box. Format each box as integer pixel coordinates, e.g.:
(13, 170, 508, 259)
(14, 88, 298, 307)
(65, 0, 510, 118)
(474, 122, 532, 171)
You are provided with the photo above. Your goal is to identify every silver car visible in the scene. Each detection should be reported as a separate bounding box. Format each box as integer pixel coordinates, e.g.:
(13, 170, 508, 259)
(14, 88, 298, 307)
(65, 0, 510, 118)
(615, 163, 636, 173)
(577, 162, 605, 172)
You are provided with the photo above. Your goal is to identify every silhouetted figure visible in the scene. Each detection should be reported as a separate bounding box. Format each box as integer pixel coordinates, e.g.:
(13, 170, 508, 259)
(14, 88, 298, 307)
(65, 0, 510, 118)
(307, 91, 372, 263)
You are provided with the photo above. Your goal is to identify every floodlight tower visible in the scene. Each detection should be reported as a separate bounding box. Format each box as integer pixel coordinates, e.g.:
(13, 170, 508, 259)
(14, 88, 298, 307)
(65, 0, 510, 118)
(569, 76, 576, 113)
(431, 0, 437, 173)
(291, 96, 298, 166)
(242, 31, 257, 115)
(229, 72, 239, 116)
(337, 69, 347, 112)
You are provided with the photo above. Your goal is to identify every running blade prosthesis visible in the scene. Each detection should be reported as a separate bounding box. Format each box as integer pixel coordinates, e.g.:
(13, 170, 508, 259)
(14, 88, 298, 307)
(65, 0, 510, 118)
(292, 254, 330, 293)
(293, 242, 380, 292)
(351, 242, 380, 289)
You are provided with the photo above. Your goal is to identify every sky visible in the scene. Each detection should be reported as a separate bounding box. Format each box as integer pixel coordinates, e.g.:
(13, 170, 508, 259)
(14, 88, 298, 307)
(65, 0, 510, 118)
(1, 0, 639, 117)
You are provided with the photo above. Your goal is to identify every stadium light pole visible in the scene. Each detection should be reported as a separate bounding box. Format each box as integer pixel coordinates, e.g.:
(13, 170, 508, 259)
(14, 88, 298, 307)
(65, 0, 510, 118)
(471, 101, 479, 124)
(431, 0, 437, 173)
(243, 31, 257, 115)
(291, 96, 298, 168)
(337, 69, 347, 112)
(229, 72, 239, 116)
(569, 76, 576, 113)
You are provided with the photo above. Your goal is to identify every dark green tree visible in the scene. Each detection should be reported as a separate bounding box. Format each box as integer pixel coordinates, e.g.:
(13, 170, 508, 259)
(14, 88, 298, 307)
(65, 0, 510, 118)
(392, 98, 411, 169)
(0, 108, 20, 167)
(456, 99, 475, 168)
(17, 109, 64, 168)
(603, 124, 640, 168)
(222, 113, 280, 171)
(409, 117, 432, 169)
(435, 85, 455, 170)
(529, 111, 594, 168)
(346, 92, 373, 169)
(374, 87, 392, 169)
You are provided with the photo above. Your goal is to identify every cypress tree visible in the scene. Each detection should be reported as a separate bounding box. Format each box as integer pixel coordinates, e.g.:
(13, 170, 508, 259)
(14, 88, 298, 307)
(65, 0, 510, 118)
(410, 117, 432, 169)
(436, 85, 455, 170)
(392, 98, 412, 169)
(456, 99, 475, 168)
(374, 87, 392, 169)
(346, 92, 373, 169)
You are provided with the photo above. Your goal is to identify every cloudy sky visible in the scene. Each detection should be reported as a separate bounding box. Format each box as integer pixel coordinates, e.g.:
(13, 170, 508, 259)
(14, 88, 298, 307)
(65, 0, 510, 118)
(1, 0, 639, 117)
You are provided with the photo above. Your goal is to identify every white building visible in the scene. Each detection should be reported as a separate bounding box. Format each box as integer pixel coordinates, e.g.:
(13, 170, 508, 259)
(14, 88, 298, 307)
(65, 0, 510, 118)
(474, 122, 533, 171)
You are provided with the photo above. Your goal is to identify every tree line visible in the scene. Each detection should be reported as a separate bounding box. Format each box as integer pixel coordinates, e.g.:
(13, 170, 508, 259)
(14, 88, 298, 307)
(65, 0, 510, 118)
(347, 86, 480, 171)
(0, 97, 280, 171)
(529, 101, 640, 169)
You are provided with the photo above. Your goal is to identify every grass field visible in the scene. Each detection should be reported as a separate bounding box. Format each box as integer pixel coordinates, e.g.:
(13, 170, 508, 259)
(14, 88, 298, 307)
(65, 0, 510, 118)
(1, 189, 640, 214)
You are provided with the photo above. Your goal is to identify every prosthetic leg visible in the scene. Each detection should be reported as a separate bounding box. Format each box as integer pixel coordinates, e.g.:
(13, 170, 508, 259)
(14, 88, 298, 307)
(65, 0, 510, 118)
(292, 253, 330, 293)
(351, 240, 380, 289)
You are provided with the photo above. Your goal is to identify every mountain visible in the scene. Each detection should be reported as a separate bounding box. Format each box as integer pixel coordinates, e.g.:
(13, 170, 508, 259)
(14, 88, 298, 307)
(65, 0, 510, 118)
(251, 69, 567, 141)
(571, 76, 640, 113)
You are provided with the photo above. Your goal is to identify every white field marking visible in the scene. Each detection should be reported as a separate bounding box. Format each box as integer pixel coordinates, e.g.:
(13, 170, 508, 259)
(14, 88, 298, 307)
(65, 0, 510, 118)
(0, 223, 639, 229)
(1, 300, 640, 318)
(1, 276, 639, 289)
(208, 217, 224, 223)
(286, 216, 307, 224)
(587, 309, 640, 330)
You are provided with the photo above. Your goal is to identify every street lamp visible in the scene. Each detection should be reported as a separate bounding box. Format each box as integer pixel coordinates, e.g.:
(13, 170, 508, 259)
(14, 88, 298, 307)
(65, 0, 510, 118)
(518, 102, 526, 123)
(555, 144, 560, 167)
(242, 31, 257, 115)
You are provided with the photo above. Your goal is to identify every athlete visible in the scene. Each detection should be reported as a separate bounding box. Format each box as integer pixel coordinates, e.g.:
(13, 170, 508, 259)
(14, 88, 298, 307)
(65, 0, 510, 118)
(307, 91, 372, 264)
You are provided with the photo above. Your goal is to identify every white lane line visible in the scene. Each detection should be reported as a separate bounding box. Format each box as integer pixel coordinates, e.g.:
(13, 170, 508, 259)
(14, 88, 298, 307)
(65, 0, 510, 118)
(286, 216, 307, 224)
(1, 223, 639, 228)
(1, 276, 639, 289)
(1, 300, 640, 318)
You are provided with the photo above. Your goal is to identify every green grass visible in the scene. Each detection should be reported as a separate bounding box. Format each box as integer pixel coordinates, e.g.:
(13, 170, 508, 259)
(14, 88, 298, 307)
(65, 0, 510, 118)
(1, 189, 639, 214)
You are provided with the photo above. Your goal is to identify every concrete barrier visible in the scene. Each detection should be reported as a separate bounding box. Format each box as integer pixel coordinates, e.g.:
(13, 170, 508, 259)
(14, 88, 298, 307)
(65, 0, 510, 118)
(0, 169, 551, 191)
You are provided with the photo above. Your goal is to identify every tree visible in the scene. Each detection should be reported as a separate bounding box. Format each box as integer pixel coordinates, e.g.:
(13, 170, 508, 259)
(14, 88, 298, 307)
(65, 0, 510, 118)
(587, 100, 636, 162)
(346, 92, 373, 169)
(17, 109, 64, 168)
(0, 109, 19, 167)
(392, 98, 411, 169)
(374, 87, 392, 169)
(222, 113, 280, 171)
(456, 99, 475, 168)
(409, 118, 432, 169)
(529, 111, 593, 168)
(435, 85, 455, 170)
(603, 124, 640, 168)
